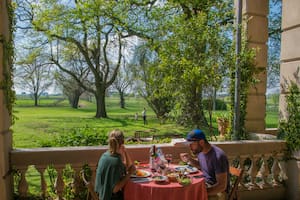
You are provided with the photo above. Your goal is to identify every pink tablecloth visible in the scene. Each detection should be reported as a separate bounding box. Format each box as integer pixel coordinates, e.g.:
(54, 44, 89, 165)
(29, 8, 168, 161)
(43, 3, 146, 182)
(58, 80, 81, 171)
(124, 168, 208, 200)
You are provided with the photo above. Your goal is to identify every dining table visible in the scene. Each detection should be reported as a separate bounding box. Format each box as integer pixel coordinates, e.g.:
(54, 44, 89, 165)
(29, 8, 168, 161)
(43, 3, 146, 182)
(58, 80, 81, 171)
(124, 164, 208, 200)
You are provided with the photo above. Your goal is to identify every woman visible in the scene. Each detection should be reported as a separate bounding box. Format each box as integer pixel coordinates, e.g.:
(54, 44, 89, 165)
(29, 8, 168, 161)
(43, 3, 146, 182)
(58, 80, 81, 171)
(95, 129, 136, 200)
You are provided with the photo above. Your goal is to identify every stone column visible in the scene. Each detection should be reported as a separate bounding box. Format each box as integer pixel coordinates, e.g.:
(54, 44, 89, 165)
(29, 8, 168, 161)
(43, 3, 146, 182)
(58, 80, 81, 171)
(237, 0, 269, 133)
(0, 0, 13, 199)
(280, 0, 300, 120)
(280, 1, 300, 199)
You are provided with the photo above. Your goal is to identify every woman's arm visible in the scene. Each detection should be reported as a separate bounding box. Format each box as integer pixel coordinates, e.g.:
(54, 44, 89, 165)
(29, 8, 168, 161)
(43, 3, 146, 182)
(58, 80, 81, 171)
(112, 164, 135, 193)
(120, 145, 133, 168)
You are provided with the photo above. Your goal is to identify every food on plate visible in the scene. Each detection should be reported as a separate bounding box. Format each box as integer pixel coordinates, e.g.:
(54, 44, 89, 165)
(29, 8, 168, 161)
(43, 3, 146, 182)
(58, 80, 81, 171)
(134, 160, 140, 166)
(135, 169, 147, 177)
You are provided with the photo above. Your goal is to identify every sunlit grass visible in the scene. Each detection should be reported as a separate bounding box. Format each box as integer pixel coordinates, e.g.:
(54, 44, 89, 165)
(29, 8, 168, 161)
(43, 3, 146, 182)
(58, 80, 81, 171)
(12, 95, 279, 148)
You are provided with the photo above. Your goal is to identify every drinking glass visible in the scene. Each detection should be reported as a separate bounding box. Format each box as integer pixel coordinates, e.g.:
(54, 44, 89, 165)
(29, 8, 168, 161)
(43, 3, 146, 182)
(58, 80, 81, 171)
(165, 154, 173, 167)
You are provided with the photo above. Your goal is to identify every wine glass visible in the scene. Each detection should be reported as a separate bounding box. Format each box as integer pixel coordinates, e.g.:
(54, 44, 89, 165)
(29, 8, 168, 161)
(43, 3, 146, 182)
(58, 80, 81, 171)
(165, 154, 173, 167)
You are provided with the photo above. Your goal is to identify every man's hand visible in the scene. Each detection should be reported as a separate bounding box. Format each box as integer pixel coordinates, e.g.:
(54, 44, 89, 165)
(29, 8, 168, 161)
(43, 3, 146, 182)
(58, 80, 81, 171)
(180, 153, 200, 169)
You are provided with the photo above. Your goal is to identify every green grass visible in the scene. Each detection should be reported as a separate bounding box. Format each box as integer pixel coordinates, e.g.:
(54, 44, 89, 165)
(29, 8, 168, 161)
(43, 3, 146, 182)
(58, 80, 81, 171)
(12, 95, 279, 148)
(12, 96, 189, 148)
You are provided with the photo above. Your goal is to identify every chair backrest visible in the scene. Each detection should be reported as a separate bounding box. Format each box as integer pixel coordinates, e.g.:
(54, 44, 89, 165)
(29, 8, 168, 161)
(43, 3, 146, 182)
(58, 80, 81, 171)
(81, 170, 100, 200)
(228, 166, 243, 200)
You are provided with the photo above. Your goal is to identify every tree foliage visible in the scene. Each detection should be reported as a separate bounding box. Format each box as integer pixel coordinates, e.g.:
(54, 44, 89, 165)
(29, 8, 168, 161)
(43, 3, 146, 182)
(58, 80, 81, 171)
(156, 1, 233, 127)
(15, 48, 53, 106)
(131, 43, 175, 120)
(267, 0, 281, 89)
(29, 0, 145, 118)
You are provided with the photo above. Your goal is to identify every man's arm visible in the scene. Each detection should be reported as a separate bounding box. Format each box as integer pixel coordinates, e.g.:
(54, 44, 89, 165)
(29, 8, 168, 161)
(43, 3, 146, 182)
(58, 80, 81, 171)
(179, 153, 200, 169)
(207, 172, 227, 195)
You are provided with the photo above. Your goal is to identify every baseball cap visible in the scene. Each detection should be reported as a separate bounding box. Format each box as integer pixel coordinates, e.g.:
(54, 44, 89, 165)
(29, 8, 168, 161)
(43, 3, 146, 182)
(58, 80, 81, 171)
(186, 129, 206, 141)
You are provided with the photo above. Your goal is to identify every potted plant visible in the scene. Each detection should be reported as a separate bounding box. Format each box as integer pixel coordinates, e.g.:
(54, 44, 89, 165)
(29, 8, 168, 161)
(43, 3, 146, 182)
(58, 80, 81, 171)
(216, 113, 230, 136)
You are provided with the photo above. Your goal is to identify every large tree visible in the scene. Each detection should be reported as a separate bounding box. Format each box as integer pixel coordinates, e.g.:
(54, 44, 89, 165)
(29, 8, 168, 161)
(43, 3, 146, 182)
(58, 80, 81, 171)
(15, 48, 53, 106)
(28, 0, 156, 118)
(29, 0, 164, 118)
(112, 60, 133, 109)
(131, 43, 175, 121)
(156, 1, 233, 127)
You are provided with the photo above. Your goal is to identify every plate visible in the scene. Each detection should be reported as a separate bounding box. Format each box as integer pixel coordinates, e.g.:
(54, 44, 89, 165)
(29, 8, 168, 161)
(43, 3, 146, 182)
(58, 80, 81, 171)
(131, 178, 152, 183)
(137, 163, 149, 169)
(131, 169, 151, 178)
(152, 175, 168, 183)
(174, 165, 198, 174)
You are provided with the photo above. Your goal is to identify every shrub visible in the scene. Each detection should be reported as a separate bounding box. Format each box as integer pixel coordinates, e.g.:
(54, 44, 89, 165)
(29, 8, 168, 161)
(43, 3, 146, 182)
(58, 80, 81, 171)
(278, 82, 300, 152)
(54, 126, 108, 147)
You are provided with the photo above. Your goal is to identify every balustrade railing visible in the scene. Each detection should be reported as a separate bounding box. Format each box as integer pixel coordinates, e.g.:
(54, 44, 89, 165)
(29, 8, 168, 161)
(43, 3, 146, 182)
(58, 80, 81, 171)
(11, 140, 287, 199)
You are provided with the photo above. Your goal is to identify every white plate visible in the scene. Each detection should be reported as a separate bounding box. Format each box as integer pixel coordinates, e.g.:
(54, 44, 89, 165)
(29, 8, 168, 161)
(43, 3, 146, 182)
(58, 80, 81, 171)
(131, 170, 151, 178)
(174, 165, 198, 174)
(131, 178, 152, 183)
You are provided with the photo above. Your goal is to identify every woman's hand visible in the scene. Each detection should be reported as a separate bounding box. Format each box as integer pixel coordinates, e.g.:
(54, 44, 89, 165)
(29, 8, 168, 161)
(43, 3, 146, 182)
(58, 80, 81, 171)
(127, 164, 136, 175)
(119, 144, 126, 154)
(119, 144, 134, 168)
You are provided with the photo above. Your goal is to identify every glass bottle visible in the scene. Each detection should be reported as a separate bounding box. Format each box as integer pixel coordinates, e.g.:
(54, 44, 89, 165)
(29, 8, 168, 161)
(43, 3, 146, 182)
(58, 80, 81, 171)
(149, 145, 157, 171)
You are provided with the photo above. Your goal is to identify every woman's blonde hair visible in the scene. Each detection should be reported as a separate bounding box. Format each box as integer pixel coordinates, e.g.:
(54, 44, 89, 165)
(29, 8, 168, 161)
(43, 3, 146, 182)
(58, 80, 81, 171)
(108, 129, 125, 155)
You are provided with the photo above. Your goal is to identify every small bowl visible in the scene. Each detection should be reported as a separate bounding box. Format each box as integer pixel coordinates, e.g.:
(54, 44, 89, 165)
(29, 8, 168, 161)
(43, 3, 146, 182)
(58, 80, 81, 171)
(177, 177, 192, 186)
(167, 173, 178, 182)
(152, 175, 168, 183)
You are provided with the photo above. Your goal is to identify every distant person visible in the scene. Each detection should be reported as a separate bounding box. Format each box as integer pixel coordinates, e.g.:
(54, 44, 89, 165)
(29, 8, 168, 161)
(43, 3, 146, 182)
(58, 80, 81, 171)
(95, 129, 136, 200)
(134, 112, 138, 121)
(142, 107, 147, 125)
(180, 129, 229, 200)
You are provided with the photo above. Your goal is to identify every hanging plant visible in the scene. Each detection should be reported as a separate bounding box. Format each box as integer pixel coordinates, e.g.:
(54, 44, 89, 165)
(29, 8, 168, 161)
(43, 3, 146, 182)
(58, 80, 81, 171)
(228, 33, 261, 140)
(0, 1, 16, 124)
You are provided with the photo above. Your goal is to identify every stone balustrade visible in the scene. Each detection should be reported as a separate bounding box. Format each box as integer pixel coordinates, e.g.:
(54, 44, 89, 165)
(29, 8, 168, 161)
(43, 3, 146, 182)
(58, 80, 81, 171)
(10, 140, 287, 200)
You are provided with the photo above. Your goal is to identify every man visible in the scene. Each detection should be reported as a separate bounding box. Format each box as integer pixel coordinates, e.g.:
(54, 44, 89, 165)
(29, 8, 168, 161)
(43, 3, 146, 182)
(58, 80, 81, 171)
(142, 107, 147, 125)
(180, 129, 229, 200)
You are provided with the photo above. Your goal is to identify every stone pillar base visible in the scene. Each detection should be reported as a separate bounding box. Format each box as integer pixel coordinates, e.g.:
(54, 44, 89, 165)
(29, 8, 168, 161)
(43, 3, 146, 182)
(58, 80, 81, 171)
(286, 151, 300, 200)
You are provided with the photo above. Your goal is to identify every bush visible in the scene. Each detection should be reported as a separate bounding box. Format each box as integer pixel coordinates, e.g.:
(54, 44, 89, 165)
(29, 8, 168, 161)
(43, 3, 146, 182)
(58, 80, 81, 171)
(278, 82, 300, 152)
(54, 126, 108, 146)
(202, 99, 227, 110)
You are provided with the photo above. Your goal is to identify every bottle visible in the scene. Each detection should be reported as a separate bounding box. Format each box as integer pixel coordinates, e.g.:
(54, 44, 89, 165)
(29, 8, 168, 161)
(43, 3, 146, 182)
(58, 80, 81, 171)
(149, 145, 157, 171)
(156, 147, 167, 167)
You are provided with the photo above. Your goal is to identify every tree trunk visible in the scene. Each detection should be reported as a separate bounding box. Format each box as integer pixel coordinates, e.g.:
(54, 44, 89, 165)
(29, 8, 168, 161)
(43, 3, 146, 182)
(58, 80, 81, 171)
(95, 90, 107, 118)
(120, 91, 125, 108)
(180, 88, 208, 127)
(71, 92, 81, 109)
(34, 93, 38, 106)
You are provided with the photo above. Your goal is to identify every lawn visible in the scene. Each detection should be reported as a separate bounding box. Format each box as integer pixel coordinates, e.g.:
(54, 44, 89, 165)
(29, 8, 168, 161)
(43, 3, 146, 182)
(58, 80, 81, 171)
(13, 96, 189, 148)
(12, 95, 279, 148)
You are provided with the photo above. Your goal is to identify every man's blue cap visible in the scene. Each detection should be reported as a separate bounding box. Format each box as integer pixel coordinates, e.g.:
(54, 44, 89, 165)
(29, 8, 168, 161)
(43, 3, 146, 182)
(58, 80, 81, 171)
(186, 129, 206, 141)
